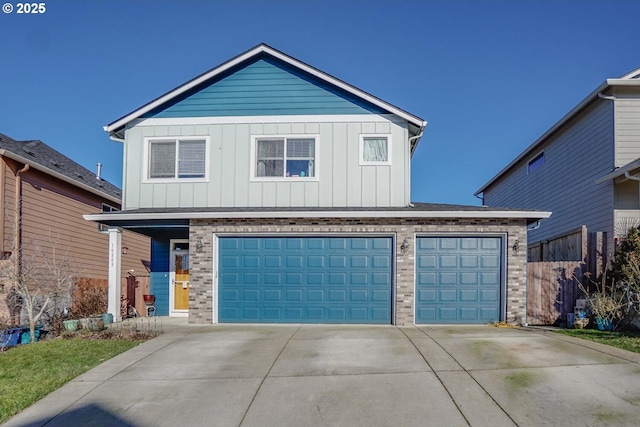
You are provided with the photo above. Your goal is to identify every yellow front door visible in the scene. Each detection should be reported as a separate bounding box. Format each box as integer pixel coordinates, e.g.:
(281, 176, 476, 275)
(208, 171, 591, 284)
(172, 243, 189, 313)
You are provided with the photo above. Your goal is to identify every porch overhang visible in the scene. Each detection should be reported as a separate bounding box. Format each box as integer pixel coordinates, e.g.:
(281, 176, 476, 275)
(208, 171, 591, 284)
(84, 203, 551, 227)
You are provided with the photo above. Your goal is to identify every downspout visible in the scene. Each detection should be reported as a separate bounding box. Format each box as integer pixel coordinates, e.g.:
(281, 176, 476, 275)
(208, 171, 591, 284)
(407, 126, 425, 207)
(15, 163, 29, 275)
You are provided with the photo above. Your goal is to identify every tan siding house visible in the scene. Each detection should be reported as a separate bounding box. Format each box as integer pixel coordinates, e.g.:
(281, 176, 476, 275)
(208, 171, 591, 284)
(476, 67, 640, 257)
(0, 133, 150, 322)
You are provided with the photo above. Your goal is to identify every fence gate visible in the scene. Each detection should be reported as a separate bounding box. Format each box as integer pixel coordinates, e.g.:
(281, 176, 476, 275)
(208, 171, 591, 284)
(527, 261, 583, 325)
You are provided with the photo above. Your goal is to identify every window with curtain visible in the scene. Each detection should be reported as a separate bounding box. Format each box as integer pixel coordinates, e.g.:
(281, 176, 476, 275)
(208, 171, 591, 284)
(255, 137, 316, 178)
(361, 136, 390, 164)
(148, 139, 206, 179)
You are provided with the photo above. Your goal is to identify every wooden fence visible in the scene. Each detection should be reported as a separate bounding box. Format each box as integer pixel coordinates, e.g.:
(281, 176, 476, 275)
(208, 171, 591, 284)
(526, 225, 609, 325)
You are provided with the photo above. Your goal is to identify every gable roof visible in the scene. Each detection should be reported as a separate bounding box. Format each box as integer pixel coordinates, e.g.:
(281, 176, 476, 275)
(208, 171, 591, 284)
(0, 132, 121, 203)
(105, 43, 427, 146)
(475, 66, 640, 197)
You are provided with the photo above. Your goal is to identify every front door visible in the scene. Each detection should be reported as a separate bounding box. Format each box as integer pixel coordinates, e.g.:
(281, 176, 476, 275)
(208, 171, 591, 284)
(170, 240, 189, 317)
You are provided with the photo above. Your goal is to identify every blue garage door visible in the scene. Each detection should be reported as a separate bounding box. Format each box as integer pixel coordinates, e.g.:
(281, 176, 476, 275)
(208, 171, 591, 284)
(415, 236, 502, 324)
(218, 236, 392, 323)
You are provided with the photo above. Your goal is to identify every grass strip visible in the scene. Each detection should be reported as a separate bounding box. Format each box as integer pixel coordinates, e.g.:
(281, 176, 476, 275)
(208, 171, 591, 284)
(0, 338, 141, 423)
(554, 329, 640, 354)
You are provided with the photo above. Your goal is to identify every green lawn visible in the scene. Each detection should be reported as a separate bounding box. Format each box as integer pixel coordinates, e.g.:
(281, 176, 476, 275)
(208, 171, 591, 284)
(554, 329, 640, 354)
(0, 338, 141, 423)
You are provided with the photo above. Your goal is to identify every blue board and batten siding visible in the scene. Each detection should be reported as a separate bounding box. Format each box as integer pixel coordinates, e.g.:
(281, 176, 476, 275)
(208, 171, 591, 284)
(415, 236, 503, 324)
(143, 57, 387, 118)
(218, 236, 393, 323)
(149, 239, 170, 316)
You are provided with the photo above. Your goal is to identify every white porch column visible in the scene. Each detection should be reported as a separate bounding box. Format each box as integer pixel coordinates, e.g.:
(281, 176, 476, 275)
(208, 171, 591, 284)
(108, 227, 122, 321)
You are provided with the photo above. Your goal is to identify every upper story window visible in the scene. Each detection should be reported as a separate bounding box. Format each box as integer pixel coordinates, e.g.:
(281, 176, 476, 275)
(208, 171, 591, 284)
(252, 136, 318, 180)
(360, 135, 391, 165)
(146, 138, 208, 181)
(528, 151, 545, 174)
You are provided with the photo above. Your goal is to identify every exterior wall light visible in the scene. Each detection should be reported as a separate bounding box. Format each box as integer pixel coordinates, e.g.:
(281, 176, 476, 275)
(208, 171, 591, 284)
(121, 246, 128, 255)
(400, 237, 410, 255)
(195, 237, 204, 253)
(512, 239, 520, 255)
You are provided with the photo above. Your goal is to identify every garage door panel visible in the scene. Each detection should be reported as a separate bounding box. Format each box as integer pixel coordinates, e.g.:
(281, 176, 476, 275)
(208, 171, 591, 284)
(418, 255, 436, 269)
(460, 289, 478, 302)
(243, 289, 260, 301)
(264, 290, 282, 301)
(416, 236, 502, 324)
(219, 236, 392, 323)
(439, 289, 457, 302)
(418, 289, 436, 302)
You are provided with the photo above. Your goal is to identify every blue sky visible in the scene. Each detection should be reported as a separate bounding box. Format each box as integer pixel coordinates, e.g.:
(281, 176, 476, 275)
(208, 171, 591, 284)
(1, 0, 639, 206)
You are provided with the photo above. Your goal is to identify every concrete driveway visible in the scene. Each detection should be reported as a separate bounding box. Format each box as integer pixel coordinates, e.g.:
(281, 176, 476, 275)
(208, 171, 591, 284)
(4, 321, 640, 427)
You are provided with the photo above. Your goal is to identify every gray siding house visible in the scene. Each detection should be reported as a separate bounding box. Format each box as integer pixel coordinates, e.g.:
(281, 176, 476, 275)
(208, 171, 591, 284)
(87, 44, 548, 326)
(476, 68, 640, 258)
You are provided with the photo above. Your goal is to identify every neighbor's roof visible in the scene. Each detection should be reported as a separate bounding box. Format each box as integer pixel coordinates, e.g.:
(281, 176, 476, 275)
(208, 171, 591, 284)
(105, 43, 427, 143)
(475, 67, 640, 197)
(84, 202, 551, 225)
(0, 133, 121, 203)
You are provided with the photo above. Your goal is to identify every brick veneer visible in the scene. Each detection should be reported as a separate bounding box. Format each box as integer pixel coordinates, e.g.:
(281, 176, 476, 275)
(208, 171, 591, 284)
(188, 217, 528, 326)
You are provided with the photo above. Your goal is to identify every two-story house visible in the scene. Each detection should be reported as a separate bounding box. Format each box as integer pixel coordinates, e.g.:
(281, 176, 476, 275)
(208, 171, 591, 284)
(475, 68, 640, 261)
(0, 132, 150, 322)
(87, 44, 549, 326)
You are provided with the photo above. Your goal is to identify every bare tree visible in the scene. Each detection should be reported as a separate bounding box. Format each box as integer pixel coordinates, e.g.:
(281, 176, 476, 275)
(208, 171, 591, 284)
(1, 230, 75, 342)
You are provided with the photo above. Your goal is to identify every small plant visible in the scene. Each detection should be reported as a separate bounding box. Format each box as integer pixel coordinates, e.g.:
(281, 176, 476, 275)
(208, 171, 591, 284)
(577, 271, 626, 331)
(71, 281, 107, 318)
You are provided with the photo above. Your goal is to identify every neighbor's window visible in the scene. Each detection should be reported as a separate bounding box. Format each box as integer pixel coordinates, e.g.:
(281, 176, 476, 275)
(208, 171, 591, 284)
(148, 138, 206, 180)
(98, 203, 118, 233)
(528, 152, 545, 173)
(255, 137, 316, 178)
(360, 135, 390, 165)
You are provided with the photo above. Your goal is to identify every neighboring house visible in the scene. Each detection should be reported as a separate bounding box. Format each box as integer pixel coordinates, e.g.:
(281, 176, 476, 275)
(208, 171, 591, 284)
(87, 44, 548, 326)
(475, 68, 640, 260)
(0, 132, 150, 322)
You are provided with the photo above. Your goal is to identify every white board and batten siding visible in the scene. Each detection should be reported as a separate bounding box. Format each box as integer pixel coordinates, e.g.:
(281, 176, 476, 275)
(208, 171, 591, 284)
(122, 118, 410, 210)
(483, 100, 615, 245)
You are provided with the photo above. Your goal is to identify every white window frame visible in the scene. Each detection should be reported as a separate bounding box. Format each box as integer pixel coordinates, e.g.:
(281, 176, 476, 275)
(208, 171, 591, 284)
(250, 135, 320, 181)
(359, 134, 392, 165)
(143, 137, 210, 183)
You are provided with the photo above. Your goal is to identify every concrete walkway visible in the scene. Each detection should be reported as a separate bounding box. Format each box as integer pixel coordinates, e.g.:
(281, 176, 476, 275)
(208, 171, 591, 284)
(4, 321, 640, 427)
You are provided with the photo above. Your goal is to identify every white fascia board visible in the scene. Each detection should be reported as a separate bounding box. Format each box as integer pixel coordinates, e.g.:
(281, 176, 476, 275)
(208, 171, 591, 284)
(0, 149, 121, 204)
(105, 44, 426, 135)
(84, 209, 551, 222)
(606, 78, 640, 87)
